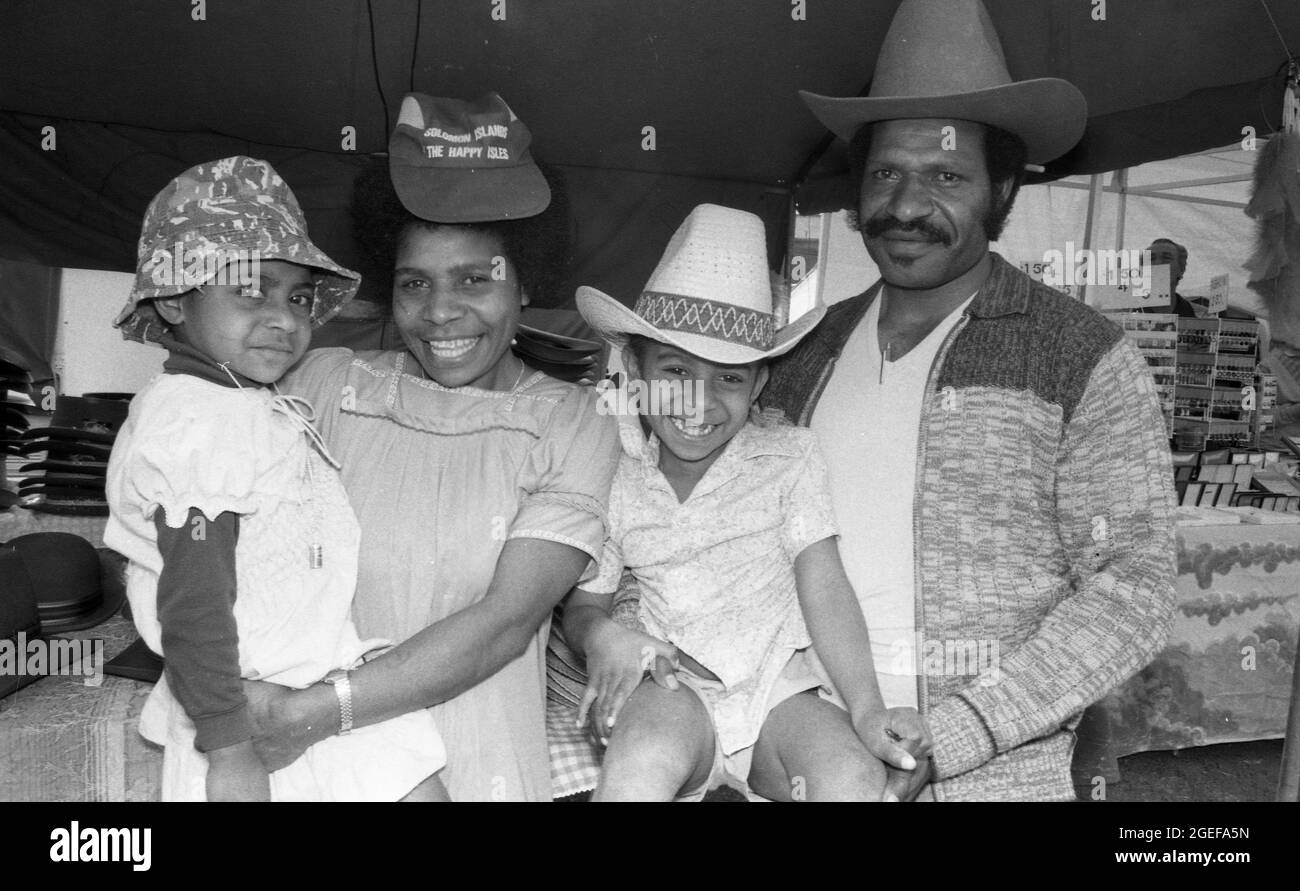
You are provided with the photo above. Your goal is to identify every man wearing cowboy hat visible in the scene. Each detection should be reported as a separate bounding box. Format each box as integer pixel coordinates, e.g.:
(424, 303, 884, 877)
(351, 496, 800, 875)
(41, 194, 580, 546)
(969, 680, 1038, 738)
(764, 0, 1176, 801)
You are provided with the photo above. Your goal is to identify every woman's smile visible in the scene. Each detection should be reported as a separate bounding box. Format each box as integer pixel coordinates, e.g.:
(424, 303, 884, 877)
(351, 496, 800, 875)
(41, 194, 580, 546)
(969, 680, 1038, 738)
(422, 336, 481, 361)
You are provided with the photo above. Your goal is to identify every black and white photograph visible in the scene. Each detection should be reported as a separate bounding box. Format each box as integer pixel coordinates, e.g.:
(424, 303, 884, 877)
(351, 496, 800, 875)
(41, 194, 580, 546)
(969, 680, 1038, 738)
(0, 0, 1296, 871)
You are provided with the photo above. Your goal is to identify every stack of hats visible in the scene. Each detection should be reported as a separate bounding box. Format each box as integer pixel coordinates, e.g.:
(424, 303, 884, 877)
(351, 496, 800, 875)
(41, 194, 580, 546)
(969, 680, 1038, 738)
(2, 359, 33, 510)
(13, 394, 132, 516)
(512, 325, 602, 385)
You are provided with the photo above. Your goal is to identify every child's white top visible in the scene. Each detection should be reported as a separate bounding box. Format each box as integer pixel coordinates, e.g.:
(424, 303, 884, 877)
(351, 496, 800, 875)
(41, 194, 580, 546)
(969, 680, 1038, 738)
(104, 372, 445, 800)
(104, 373, 379, 687)
(585, 417, 838, 755)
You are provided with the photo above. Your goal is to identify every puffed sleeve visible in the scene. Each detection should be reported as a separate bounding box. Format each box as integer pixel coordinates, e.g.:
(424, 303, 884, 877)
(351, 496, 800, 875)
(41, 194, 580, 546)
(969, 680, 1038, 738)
(780, 432, 839, 560)
(509, 385, 620, 564)
(120, 378, 302, 528)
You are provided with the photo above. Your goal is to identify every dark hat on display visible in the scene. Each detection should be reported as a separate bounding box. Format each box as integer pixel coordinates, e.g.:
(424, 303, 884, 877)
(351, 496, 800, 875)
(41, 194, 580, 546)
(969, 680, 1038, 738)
(3, 359, 33, 458)
(2, 533, 124, 633)
(10, 395, 129, 516)
(3, 405, 29, 432)
(115, 155, 361, 346)
(388, 92, 551, 223)
(511, 325, 601, 385)
(0, 540, 43, 699)
(799, 0, 1087, 165)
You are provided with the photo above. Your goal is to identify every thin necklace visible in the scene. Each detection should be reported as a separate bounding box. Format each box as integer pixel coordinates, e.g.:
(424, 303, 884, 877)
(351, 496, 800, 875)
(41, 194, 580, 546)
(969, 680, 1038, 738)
(879, 290, 894, 384)
(509, 358, 527, 392)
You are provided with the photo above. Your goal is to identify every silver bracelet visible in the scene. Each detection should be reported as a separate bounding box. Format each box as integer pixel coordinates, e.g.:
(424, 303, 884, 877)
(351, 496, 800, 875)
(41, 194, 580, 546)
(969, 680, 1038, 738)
(323, 669, 354, 735)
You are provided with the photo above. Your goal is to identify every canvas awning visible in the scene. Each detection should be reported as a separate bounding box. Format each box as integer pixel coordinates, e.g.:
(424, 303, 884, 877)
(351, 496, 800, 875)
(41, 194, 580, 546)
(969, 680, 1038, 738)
(0, 0, 1296, 308)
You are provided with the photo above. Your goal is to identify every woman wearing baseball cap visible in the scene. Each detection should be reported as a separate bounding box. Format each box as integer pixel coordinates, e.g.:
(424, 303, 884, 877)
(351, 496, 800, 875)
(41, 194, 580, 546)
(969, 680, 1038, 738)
(247, 94, 619, 801)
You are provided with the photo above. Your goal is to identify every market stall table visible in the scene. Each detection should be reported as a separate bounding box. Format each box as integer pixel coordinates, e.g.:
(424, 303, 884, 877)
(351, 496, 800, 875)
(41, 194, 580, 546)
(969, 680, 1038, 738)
(0, 615, 160, 801)
(1075, 518, 1300, 791)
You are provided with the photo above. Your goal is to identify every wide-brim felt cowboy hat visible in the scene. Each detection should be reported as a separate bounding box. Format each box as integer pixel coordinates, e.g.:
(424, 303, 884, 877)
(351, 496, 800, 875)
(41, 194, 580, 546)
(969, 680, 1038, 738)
(21, 498, 110, 518)
(10, 438, 114, 460)
(18, 475, 107, 493)
(19, 459, 108, 475)
(577, 204, 825, 366)
(18, 426, 116, 445)
(799, 0, 1087, 165)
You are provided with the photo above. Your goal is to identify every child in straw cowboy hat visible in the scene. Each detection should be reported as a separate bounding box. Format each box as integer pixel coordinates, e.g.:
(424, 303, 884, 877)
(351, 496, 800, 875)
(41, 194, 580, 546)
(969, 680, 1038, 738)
(566, 204, 929, 800)
(104, 156, 447, 801)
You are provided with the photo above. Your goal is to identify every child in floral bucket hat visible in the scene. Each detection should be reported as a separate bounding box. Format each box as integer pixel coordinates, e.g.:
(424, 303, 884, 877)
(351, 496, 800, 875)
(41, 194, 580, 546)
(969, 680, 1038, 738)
(104, 157, 448, 801)
(115, 155, 359, 345)
(553, 204, 930, 801)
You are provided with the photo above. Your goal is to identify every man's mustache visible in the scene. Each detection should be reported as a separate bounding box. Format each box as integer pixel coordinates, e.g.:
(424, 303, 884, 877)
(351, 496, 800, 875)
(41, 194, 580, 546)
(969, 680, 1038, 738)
(863, 216, 951, 246)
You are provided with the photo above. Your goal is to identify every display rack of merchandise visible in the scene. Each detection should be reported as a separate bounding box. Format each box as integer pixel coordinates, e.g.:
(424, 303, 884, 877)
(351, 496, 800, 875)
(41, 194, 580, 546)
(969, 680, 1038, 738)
(1172, 317, 1260, 450)
(1106, 312, 1177, 438)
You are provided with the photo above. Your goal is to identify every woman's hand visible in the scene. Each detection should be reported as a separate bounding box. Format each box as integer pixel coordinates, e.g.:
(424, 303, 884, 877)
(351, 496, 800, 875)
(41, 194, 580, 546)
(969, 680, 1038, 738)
(577, 620, 680, 744)
(241, 679, 332, 772)
(205, 740, 270, 802)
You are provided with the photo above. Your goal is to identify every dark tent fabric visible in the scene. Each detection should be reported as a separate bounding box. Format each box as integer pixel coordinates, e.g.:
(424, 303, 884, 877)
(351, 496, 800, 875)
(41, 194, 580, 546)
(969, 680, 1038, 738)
(0, 0, 1297, 308)
(0, 258, 58, 381)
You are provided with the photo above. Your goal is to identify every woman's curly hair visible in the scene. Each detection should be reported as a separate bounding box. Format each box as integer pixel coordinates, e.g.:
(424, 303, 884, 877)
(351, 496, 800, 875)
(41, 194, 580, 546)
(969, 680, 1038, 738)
(350, 156, 571, 305)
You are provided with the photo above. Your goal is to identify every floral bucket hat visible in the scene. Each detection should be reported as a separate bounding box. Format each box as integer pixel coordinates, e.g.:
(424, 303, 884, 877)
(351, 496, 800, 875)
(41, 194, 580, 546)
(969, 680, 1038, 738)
(114, 155, 360, 345)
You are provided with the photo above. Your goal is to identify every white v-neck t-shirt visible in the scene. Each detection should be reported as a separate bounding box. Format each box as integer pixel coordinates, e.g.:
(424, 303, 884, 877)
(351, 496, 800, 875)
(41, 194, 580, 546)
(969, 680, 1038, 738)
(810, 292, 974, 709)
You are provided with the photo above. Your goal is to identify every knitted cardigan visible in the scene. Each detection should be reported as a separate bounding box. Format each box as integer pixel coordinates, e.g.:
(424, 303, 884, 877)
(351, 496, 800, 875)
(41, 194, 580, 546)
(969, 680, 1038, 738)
(763, 254, 1178, 801)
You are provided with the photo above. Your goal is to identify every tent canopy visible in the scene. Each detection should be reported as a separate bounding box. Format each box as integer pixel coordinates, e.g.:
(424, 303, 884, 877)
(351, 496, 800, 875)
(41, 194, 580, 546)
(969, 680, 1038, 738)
(0, 0, 1296, 306)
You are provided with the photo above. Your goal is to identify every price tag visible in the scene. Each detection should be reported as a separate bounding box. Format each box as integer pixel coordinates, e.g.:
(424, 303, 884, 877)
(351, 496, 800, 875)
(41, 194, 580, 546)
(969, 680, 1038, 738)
(1147, 264, 1172, 309)
(1209, 274, 1229, 315)
(1089, 269, 1152, 310)
(1019, 259, 1057, 284)
(1088, 283, 1137, 310)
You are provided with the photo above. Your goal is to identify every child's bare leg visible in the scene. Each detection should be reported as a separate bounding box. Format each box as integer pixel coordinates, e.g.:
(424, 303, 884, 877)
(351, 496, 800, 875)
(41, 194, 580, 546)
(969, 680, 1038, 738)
(400, 773, 450, 802)
(592, 680, 715, 801)
(747, 692, 886, 801)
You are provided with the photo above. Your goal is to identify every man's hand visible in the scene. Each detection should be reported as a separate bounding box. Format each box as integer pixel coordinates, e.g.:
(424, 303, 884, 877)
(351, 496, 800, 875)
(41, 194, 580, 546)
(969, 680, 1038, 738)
(577, 622, 679, 744)
(854, 706, 932, 770)
(883, 754, 933, 803)
(872, 708, 933, 802)
(242, 679, 322, 773)
(852, 707, 934, 801)
(205, 739, 270, 802)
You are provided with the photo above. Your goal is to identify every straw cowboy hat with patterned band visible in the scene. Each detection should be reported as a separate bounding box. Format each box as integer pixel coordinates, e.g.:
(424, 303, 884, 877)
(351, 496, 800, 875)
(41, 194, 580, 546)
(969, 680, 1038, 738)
(577, 204, 825, 366)
(799, 0, 1088, 166)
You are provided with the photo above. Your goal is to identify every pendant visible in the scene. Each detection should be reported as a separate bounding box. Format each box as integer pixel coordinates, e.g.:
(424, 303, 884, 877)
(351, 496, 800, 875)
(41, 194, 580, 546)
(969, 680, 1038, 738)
(309, 543, 323, 569)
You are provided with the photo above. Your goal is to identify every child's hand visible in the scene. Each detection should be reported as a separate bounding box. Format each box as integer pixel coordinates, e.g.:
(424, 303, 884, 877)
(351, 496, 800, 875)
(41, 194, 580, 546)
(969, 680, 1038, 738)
(853, 707, 933, 773)
(205, 740, 271, 802)
(578, 621, 679, 744)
